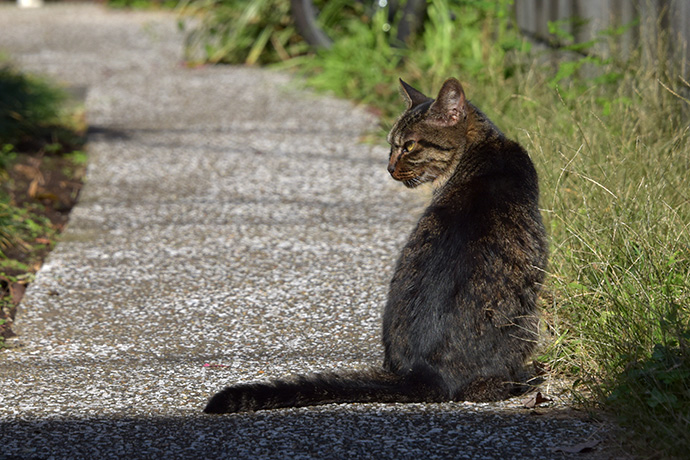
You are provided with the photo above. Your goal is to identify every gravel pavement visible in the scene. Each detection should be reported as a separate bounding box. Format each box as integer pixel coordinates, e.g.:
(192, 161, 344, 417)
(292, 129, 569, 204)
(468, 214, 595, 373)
(0, 4, 625, 459)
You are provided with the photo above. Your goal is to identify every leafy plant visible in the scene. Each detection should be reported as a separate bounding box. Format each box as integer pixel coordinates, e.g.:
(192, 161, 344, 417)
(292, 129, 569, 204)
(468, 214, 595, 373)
(178, 0, 308, 65)
(544, 18, 638, 104)
(0, 199, 21, 258)
(0, 196, 56, 260)
(299, 5, 406, 109)
(606, 333, 690, 457)
(0, 143, 16, 171)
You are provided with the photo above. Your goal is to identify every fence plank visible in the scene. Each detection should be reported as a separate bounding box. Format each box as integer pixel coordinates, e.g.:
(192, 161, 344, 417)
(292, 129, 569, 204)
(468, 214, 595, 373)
(514, 0, 689, 67)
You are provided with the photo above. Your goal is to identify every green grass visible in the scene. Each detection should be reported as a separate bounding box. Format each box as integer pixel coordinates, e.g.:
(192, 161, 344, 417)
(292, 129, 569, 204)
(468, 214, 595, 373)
(524, 61, 689, 456)
(171, 1, 690, 455)
(178, 0, 309, 65)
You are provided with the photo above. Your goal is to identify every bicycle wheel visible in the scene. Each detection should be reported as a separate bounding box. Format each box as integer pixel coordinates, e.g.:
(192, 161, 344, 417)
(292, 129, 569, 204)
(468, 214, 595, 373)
(290, 0, 427, 50)
(290, 0, 334, 49)
(394, 0, 427, 45)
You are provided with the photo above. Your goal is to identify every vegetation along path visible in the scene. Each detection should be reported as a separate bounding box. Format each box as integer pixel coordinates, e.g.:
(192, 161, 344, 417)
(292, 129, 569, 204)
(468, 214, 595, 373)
(0, 4, 623, 458)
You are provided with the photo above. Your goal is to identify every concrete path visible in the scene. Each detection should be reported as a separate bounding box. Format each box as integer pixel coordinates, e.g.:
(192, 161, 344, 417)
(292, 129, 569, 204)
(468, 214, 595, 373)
(0, 4, 621, 459)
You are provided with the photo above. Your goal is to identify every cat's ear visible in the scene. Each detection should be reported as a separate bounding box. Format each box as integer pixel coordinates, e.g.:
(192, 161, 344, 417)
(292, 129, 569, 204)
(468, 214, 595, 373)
(399, 78, 431, 109)
(427, 78, 467, 127)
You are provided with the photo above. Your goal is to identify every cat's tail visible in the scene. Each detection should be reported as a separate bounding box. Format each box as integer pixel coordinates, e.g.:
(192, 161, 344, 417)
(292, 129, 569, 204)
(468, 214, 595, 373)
(203, 366, 446, 414)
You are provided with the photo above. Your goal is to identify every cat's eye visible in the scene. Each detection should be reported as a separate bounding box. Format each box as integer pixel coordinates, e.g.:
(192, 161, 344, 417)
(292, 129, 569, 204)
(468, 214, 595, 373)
(403, 140, 416, 153)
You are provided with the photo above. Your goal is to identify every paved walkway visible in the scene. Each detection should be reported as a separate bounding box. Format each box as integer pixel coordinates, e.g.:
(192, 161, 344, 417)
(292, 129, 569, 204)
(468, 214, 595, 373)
(0, 4, 620, 459)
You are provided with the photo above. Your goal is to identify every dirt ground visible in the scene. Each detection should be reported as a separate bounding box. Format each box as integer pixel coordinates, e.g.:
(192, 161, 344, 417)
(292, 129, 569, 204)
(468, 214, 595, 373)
(0, 145, 85, 342)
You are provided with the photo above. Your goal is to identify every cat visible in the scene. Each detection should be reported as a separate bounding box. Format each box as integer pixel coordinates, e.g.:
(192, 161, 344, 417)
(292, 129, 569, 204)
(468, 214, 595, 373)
(203, 77, 548, 414)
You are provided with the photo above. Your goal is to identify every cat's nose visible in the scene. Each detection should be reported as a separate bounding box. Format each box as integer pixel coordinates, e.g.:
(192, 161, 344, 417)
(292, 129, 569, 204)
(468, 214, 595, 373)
(387, 162, 396, 175)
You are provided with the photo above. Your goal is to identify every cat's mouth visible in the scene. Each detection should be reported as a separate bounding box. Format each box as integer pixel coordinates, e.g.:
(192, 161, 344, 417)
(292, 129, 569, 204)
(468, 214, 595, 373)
(390, 169, 418, 187)
(392, 170, 432, 188)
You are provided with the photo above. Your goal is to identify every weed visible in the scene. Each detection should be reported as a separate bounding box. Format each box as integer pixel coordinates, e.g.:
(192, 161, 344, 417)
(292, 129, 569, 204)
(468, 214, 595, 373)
(298, 6, 406, 109)
(0, 144, 16, 170)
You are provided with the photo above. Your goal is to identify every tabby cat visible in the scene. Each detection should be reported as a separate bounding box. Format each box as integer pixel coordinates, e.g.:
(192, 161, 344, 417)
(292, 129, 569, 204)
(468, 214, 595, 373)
(204, 78, 548, 414)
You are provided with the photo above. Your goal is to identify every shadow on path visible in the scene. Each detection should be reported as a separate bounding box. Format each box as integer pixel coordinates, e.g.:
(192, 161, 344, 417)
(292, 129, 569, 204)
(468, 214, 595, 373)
(0, 404, 603, 459)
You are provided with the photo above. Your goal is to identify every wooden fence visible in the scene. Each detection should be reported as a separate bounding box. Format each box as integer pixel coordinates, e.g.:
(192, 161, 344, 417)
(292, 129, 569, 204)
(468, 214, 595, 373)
(513, 0, 689, 71)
